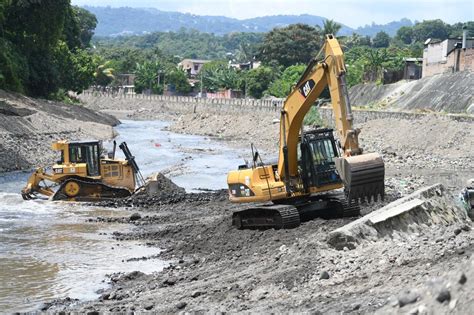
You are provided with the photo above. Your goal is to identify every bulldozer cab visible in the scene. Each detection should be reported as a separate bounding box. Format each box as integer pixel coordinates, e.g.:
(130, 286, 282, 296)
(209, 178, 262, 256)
(299, 128, 341, 191)
(60, 141, 101, 177)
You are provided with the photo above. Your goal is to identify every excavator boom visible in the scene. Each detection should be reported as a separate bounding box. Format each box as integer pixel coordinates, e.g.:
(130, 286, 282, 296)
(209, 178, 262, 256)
(277, 35, 384, 202)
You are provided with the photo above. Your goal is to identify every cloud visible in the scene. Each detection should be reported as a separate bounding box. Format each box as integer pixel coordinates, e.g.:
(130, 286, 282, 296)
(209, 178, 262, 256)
(71, 0, 474, 27)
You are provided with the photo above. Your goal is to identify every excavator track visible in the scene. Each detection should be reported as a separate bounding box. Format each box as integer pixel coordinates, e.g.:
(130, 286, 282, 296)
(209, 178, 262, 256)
(52, 178, 132, 202)
(233, 192, 361, 230)
(232, 204, 301, 230)
(334, 194, 361, 218)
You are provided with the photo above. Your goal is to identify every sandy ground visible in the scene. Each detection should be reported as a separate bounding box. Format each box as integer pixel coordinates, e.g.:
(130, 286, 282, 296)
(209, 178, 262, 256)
(40, 96, 474, 313)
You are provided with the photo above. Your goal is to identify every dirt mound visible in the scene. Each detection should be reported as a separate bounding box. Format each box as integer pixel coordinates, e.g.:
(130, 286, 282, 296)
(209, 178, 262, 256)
(143, 172, 186, 196)
(96, 173, 227, 208)
(0, 90, 119, 172)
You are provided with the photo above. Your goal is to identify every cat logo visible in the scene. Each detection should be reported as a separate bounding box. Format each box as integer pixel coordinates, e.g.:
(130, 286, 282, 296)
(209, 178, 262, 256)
(299, 79, 315, 98)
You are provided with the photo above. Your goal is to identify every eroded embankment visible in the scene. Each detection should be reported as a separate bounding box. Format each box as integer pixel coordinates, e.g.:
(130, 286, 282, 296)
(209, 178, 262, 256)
(0, 90, 119, 172)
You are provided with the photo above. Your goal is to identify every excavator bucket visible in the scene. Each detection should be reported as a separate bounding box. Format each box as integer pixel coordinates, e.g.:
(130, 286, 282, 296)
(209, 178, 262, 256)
(335, 153, 385, 203)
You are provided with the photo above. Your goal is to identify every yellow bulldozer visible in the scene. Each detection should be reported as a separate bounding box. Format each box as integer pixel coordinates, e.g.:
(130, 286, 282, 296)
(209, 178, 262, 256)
(21, 140, 144, 201)
(227, 35, 385, 229)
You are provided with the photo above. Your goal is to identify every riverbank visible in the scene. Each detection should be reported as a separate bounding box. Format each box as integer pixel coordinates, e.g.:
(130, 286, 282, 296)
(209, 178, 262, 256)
(0, 90, 119, 172)
(46, 180, 473, 313)
(40, 94, 474, 313)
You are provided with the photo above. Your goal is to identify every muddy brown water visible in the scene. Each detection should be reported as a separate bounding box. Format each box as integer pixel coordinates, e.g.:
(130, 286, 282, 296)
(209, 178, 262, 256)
(0, 120, 244, 312)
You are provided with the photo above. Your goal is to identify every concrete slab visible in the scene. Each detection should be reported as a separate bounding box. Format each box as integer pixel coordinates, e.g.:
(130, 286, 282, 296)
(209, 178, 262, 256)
(327, 183, 470, 250)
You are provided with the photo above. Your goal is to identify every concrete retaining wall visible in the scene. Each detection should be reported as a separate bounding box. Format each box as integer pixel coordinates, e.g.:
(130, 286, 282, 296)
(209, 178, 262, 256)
(79, 91, 474, 126)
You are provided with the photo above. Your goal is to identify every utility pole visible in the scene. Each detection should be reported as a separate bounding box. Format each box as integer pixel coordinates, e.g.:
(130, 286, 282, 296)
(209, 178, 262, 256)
(200, 70, 203, 98)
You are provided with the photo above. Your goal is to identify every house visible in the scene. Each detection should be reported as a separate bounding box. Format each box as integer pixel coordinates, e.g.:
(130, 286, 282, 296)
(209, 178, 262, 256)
(116, 73, 136, 94)
(178, 59, 211, 78)
(403, 58, 423, 80)
(422, 31, 474, 78)
(228, 61, 261, 71)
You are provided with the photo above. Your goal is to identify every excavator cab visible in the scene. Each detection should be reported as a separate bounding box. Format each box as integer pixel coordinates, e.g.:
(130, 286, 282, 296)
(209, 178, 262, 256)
(299, 128, 341, 191)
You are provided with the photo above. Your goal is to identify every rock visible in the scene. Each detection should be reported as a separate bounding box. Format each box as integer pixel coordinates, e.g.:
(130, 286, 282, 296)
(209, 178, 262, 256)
(449, 299, 457, 310)
(129, 213, 141, 221)
(163, 277, 177, 286)
(176, 301, 187, 309)
(436, 288, 451, 303)
(100, 293, 110, 300)
(453, 228, 462, 235)
(144, 303, 154, 310)
(351, 303, 361, 310)
(398, 290, 419, 307)
(319, 271, 330, 280)
(458, 273, 467, 285)
(191, 291, 205, 298)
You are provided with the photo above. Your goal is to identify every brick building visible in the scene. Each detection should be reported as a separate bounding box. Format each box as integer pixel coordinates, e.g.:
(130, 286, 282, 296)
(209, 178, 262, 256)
(422, 32, 474, 78)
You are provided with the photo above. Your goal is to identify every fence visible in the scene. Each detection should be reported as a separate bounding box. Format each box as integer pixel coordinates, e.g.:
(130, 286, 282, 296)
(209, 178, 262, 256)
(81, 90, 284, 112)
(80, 90, 474, 124)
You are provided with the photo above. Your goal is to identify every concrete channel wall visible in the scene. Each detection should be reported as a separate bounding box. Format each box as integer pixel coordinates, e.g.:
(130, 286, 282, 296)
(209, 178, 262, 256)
(80, 91, 474, 126)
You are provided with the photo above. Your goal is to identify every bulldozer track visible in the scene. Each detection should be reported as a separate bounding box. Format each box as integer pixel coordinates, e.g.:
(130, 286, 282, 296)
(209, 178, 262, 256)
(52, 178, 132, 201)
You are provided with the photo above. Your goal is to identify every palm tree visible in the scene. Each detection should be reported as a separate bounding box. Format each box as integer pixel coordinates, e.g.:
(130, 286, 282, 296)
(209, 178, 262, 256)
(323, 19, 342, 36)
(93, 61, 115, 87)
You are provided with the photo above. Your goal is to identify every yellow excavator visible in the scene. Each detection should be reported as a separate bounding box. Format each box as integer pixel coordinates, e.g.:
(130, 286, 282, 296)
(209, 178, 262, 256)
(21, 140, 144, 201)
(227, 35, 385, 229)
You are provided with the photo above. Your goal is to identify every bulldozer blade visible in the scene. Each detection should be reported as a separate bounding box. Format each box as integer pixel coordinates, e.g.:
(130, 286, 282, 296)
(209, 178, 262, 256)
(335, 153, 385, 203)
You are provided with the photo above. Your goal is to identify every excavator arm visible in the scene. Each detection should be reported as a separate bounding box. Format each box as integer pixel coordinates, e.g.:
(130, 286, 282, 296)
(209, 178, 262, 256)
(277, 35, 384, 202)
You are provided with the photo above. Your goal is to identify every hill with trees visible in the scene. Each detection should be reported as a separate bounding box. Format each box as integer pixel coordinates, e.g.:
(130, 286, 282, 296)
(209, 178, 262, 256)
(83, 6, 416, 37)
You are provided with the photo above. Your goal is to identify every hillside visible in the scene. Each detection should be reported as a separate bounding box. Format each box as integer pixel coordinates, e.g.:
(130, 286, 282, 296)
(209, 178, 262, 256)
(0, 90, 119, 172)
(84, 6, 412, 37)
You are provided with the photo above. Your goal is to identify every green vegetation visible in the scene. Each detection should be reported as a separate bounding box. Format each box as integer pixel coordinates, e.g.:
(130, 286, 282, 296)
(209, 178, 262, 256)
(0, 1, 97, 99)
(266, 64, 306, 98)
(259, 24, 322, 67)
(0, 3, 470, 104)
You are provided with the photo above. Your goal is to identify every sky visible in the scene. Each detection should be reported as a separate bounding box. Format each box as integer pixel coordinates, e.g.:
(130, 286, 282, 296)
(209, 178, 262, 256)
(71, 0, 473, 28)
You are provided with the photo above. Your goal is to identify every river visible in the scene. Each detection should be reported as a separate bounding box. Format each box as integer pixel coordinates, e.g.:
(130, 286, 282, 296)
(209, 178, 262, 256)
(0, 120, 243, 312)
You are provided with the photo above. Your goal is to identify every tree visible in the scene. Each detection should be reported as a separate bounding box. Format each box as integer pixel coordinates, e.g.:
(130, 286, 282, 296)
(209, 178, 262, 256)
(395, 26, 413, 44)
(73, 6, 97, 48)
(243, 66, 276, 98)
(93, 60, 115, 87)
(322, 19, 342, 36)
(267, 64, 305, 97)
(199, 61, 240, 92)
(449, 21, 474, 38)
(1, 1, 98, 97)
(412, 19, 449, 42)
(260, 24, 322, 67)
(372, 31, 390, 48)
(134, 60, 163, 94)
(166, 68, 191, 94)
